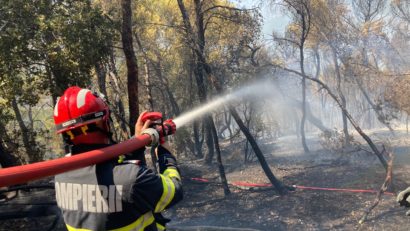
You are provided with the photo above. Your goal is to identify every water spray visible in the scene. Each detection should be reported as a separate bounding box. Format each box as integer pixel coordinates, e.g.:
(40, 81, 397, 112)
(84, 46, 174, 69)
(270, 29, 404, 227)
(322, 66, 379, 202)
(173, 80, 279, 128)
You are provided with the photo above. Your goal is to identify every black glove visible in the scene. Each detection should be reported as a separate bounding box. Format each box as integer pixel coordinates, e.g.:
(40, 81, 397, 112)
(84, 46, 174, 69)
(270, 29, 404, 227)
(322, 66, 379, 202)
(397, 187, 410, 216)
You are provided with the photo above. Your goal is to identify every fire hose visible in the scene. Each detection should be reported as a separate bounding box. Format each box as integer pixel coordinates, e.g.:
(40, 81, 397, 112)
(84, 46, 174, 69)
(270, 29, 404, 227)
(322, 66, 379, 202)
(190, 177, 395, 196)
(0, 112, 176, 188)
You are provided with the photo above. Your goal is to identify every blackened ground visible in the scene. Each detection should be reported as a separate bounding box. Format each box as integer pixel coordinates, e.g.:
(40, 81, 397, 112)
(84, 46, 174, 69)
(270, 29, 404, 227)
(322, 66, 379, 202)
(165, 132, 410, 231)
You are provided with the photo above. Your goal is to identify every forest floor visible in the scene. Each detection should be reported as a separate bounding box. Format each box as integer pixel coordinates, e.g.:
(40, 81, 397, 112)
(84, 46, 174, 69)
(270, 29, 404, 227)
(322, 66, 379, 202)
(166, 129, 410, 230)
(1, 129, 410, 230)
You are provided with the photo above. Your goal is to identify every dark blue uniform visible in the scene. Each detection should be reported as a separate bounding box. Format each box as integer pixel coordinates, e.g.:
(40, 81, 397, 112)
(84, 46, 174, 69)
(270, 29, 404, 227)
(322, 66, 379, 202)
(55, 144, 182, 231)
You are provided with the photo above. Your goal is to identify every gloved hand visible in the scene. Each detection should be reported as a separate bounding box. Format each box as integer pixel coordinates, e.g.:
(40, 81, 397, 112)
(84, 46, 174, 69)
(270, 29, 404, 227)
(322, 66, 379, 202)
(159, 119, 176, 144)
(135, 111, 153, 136)
(397, 187, 410, 216)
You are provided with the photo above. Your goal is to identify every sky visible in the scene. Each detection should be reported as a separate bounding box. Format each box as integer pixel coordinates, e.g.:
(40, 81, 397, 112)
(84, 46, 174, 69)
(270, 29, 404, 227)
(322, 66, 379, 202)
(232, 0, 291, 39)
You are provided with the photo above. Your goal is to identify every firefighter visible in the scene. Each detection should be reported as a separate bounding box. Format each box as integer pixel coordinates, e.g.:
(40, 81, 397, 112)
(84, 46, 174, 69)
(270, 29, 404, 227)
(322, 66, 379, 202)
(53, 86, 182, 230)
(397, 187, 410, 215)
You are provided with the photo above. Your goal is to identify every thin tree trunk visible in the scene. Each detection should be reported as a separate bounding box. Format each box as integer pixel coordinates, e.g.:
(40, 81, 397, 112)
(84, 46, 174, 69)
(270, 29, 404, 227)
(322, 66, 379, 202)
(135, 33, 154, 111)
(193, 121, 204, 158)
(121, 0, 139, 135)
(108, 46, 129, 139)
(210, 118, 230, 195)
(153, 52, 180, 116)
(331, 46, 349, 146)
(95, 61, 107, 96)
(203, 116, 215, 164)
(300, 41, 309, 153)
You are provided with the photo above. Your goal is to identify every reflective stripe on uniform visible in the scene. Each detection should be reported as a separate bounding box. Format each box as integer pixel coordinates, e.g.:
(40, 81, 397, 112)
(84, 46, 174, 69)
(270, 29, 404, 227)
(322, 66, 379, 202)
(154, 175, 175, 213)
(156, 223, 165, 231)
(66, 225, 91, 231)
(163, 168, 180, 180)
(65, 211, 154, 231)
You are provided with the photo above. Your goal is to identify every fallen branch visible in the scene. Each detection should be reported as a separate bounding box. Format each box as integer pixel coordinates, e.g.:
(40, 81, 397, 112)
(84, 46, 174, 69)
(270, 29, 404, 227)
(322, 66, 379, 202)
(359, 151, 394, 224)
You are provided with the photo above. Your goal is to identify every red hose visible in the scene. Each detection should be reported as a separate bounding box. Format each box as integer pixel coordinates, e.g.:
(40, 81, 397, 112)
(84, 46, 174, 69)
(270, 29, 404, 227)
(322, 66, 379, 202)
(191, 178, 395, 196)
(0, 134, 152, 188)
(293, 185, 395, 196)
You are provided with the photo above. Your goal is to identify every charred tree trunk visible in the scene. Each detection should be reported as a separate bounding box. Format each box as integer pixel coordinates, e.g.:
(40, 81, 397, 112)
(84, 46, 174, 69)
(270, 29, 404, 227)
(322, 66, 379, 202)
(299, 12, 309, 153)
(203, 117, 215, 164)
(121, 0, 139, 135)
(210, 119, 230, 195)
(331, 46, 349, 146)
(193, 121, 203, 158)
(225, 110, 233, 142)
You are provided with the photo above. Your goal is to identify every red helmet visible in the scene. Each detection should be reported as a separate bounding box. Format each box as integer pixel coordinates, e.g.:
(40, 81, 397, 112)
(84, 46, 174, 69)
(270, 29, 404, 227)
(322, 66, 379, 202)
(53, 86, 109, 134)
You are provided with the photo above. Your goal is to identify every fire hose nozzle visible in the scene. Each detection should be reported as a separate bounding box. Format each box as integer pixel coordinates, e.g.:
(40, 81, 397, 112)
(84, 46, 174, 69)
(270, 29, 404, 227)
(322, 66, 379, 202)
(140, 112, 177, 145)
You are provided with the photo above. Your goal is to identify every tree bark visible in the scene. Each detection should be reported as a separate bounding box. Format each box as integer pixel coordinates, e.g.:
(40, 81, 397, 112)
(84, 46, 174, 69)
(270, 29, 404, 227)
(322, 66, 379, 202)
(299, 12, 309, 153)
(193, 121, 204, 158)
(95, 61, 107, 97)
(121, 0, 139, 135)
(135, 33, 154, 111)
(331, 46, 349, 146)
(108, 46, 130, 139)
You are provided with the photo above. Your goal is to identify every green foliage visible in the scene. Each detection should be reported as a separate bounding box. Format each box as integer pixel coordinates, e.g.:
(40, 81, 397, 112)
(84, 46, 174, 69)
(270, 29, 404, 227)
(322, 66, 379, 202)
(0, 0, 116, 161)
(0, 0, 115, 97)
